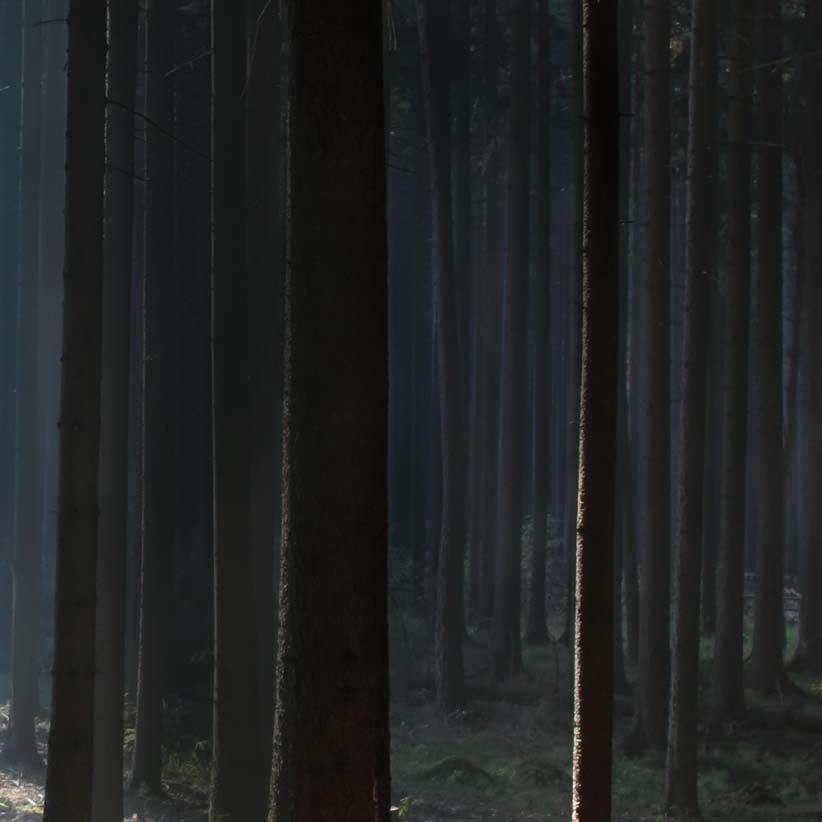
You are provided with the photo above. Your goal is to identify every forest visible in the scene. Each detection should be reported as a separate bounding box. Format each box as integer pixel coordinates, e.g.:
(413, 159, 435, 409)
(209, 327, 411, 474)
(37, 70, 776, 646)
(0, 0, 818, 820)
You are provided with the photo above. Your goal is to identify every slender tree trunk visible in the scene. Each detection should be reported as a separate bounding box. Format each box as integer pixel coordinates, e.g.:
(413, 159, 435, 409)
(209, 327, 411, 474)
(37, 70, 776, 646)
(712, 0, 752, 724)
(572, 0, 618, 816)
(664, 0, 717, 812)
(794, 5, 822, 675)
(5, 0, 45, 770)
(491, 0, 530, 680)
(92, 1, 138, 818)
(209, 1, 265, 818)
(525, 0, 551, 647)
(629, 0, 672, 755)
(129, 0, 176, 794)
(246, 0, 285, 781)
(477, 0, 501, 624)
(749, 0, 785, 695)
(42, 0, 106, 816)
(268, 0, 390, 817)
(416, 0, 466, 709)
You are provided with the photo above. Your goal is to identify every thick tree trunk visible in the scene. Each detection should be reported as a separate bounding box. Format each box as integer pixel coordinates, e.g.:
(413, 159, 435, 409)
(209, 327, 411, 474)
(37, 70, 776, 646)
(572, 0, 618, 817)
(42, 0, 106, 816)
(712, 0, 752, 725)
(129, 0, 176, 794)
(268, 1, 391, 818)
(749, 0, 785, 695)
(664, 0, 717, 812)
(92, 1, 138, 819)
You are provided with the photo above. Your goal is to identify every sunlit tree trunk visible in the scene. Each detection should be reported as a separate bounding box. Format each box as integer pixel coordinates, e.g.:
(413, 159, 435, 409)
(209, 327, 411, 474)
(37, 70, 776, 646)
(572, 0, 619, 817)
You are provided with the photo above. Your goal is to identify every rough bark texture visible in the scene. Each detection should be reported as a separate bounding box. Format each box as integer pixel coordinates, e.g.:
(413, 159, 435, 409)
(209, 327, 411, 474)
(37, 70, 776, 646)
(129, 0, 176, 794)
(92, 2, 137, 818)
(572, 0, 619, 818)
(664, 0, 716, 813)
(749, 0, 785, 695)
(491, 0, 530, 680)
(712, 0, 752, 724)
(632, 0, 671, 754)
(210, 1, 266, 818)
(42, 0, 107, 817)
(5, 0, 45, 770)
(268, 1, 391, 819)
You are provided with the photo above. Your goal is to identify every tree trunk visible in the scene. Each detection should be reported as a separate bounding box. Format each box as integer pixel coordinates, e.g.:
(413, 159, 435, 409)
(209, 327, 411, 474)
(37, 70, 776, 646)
(5, 0, 45, 770)
(416, 0, 466, 709)
(794, 4, 822, 675)
(749, 0, 785, 695)
(42, 0, 106, 816)
(491, 0, 530, 681)
(129, 0, 176, 794)
(572, 0, 618, 816)
(664, 0, 717, 812)
(524, 0, 551, 647)
(712, 0, 752, 725)
(268, 0, 391, 818)
(92, 1, 138, 818)
(209, 1, 266, 818)
(629, 0, 672, 754)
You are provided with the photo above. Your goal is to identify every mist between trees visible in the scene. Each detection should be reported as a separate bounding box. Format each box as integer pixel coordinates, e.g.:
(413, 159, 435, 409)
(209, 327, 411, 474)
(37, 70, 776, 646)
(0, 1, 817, 821)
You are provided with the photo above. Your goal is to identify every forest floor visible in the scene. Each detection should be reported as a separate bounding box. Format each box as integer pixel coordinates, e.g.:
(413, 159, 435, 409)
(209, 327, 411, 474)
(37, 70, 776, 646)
(390, 632, 822, 821)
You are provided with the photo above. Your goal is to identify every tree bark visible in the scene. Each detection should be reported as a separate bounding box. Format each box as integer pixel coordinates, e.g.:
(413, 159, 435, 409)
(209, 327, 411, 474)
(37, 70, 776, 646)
(664, 0, 717, 812)
(129, 0, 176, 794)
(42, 0, 107, 816)
(268, 0, 391, 818)
(749, 0, 785, 696)
(712, 0, 752, 725)
(92, 1, 138, 818)
(572, 0, 619, 817)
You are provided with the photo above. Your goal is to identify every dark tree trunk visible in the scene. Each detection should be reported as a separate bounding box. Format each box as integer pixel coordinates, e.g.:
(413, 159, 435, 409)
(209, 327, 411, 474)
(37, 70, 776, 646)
(664, 0, 717, 812)
(93, 1, 138, 819)
(42, 0, 107, 816)
(129, 0, 176, 794)
(416, 0, 466, 709)
(209, 0, 266, 818)
(477, 0, 501, 625)
(246, 0, 286, 781)
(749, 0, 785, 695)
(524, 0, 551, 647)
(5, 0, 45, 770)
(572, 0, 619, 816)
(712, 0, 753, 724)
(491, 0, 530, 681)
(629, 0, 672, 754)
(268, 0, 391, 818)
(794, 5, 822, 675)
